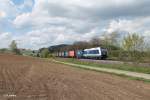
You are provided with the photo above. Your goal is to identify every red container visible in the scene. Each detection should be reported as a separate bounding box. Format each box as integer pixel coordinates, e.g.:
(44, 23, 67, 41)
(69, 50, 75, 57)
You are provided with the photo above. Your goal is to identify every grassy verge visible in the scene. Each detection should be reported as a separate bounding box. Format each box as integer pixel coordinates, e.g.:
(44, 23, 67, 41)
(109, 73, 150, 83)
(55, 58, 150, 74)
(54, 58, 150, 83)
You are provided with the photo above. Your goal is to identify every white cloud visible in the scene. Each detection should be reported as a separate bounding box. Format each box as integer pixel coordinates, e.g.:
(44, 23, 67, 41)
(0, 0, 19, 18)
(14, 0, 149, 29)
(0, 32, 13, 48)
(13, 13, 31, 28)
(144, 31, 150, 37)
(106, 17, 150, 34)
(9, 0, 150, 49)
(0, 11, 6, 18)
(106, 19, 139, 33)
(16, 27, 96, 49)
(13, 0, 102, 49)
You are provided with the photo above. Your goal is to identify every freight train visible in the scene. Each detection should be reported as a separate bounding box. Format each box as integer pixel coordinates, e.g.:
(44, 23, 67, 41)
(54, 47, 108, 60)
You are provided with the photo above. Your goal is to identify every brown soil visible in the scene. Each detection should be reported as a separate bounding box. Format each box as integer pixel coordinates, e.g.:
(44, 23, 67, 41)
(0, 54, 150, 100)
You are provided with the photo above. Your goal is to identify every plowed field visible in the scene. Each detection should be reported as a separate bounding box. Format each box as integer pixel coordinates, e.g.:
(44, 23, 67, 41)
(0, 54, 150, 100)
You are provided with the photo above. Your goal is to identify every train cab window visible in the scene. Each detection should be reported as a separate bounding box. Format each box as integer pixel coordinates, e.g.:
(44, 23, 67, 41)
(89, 50, 99, 54)
(83, 51, 87, 54)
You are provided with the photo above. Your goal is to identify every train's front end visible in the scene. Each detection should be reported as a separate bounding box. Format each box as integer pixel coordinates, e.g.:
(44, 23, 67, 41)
(100, 48, 108, 59)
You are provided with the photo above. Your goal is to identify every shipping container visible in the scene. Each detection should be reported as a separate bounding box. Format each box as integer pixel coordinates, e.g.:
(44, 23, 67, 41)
(63, 51, 67, 57)
(58, 52, 62, 57)
(76, 50, 83, 58)
(61, 52, 65, 57)
(69, 50, 75, 58)
(64, 51, 69, 57)
(57, 52, 59, 57)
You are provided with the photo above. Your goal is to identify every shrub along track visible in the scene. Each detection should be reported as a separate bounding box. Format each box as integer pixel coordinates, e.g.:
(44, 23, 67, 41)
(0, 54, 150, 100)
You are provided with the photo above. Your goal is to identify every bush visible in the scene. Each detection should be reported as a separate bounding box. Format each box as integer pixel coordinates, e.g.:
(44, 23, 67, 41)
(40, 48, 50, 58)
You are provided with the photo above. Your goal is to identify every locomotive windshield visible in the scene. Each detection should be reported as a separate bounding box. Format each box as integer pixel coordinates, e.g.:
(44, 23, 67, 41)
(89, 50, 99, 54)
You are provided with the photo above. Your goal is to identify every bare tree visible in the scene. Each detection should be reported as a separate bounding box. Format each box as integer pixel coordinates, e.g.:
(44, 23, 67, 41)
(90, 37, 101, 47)
(73, 41, 91, 50)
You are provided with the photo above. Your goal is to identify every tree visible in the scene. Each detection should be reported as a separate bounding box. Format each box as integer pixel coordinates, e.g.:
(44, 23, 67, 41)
(122, 33, 144, 51)
(9, 40, 21, 55)
(40, 48, 50, 58)
(90, 37, 101, 47)
(101, 32, 119, 44)
(122, 33, 144, 61)
(109, 32, 120, 45)
(73, 41, 91, 50)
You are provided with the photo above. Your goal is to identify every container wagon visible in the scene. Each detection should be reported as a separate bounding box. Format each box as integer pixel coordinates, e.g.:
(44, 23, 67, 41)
(54, 47, 108, 60)
(76, 50, 83, 59)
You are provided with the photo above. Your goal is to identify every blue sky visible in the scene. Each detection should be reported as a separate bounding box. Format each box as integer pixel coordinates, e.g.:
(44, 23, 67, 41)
(0, 0, 150, 49)
(12, 0, 24, 5)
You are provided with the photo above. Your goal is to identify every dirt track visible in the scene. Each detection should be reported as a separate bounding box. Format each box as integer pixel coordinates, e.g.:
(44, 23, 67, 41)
(0, 54, 150, 100)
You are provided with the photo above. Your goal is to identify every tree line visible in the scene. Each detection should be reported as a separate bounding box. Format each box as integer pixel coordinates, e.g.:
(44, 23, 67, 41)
(39, 32, 150, 63)
(0, 32, 149, 63)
